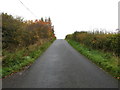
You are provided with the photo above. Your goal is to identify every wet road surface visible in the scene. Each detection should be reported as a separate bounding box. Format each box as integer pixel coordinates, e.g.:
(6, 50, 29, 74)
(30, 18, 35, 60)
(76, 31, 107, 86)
(3, 39, 118, 88)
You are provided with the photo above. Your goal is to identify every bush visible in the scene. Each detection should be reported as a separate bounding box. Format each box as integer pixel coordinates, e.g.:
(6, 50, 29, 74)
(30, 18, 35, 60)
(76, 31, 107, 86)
(1, 13, 56, 78)
(66, 31, 120, 57)
(2, 13, 56, 51)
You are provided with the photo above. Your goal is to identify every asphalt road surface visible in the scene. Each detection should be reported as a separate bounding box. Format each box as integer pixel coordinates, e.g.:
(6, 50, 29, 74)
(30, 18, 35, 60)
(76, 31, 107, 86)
(3, 39, 118, 88)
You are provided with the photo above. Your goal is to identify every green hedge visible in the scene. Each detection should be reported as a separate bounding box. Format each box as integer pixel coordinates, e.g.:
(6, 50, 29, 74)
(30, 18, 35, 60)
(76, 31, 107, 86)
(66, 31, 120, 57)
(2, 40, 55, 78)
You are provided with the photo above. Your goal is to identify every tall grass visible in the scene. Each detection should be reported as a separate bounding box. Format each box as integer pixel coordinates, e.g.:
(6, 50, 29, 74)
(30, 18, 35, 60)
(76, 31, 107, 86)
(1, 13, 56, 78)
(65, 31, 120, 80)
(1, 39, 55, 78)
(67, 39, 120, 80)
(66, 31, 120, 57)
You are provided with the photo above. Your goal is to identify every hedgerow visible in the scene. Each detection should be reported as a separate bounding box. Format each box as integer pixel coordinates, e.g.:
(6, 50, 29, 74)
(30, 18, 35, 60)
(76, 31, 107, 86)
(66, 31, 120, 57)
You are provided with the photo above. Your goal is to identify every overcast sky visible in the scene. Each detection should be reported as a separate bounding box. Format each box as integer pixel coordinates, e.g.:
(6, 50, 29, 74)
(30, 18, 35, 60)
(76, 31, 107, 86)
(0, 0, 119, 39)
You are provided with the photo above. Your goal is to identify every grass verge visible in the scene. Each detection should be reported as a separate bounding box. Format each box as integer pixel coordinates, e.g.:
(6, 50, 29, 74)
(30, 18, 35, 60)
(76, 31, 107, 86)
(1, 39, 55, 78)
(66, 39, 120, 80)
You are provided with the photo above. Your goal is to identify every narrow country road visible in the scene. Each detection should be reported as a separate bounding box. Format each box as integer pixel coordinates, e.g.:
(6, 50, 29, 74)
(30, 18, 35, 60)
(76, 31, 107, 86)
(3, 39, 118, 88)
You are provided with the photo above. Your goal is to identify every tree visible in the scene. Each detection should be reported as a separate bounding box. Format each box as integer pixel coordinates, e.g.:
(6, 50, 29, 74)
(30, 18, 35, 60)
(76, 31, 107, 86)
(41, 17, 44, 21)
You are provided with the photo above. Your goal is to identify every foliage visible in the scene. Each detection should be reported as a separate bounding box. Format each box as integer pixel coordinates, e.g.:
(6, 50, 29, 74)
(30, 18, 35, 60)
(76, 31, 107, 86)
(66, 31, 120, 57)
(2, 40, 54, 78)
(1, 13, 56, 78)
(67, 39, 120, 80)
(2, 13, 56, 50)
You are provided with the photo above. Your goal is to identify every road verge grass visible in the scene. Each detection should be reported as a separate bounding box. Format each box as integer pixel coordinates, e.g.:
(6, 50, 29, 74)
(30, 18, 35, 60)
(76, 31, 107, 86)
(1, 39, 55, 78)
(66, 39, 120, 80)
